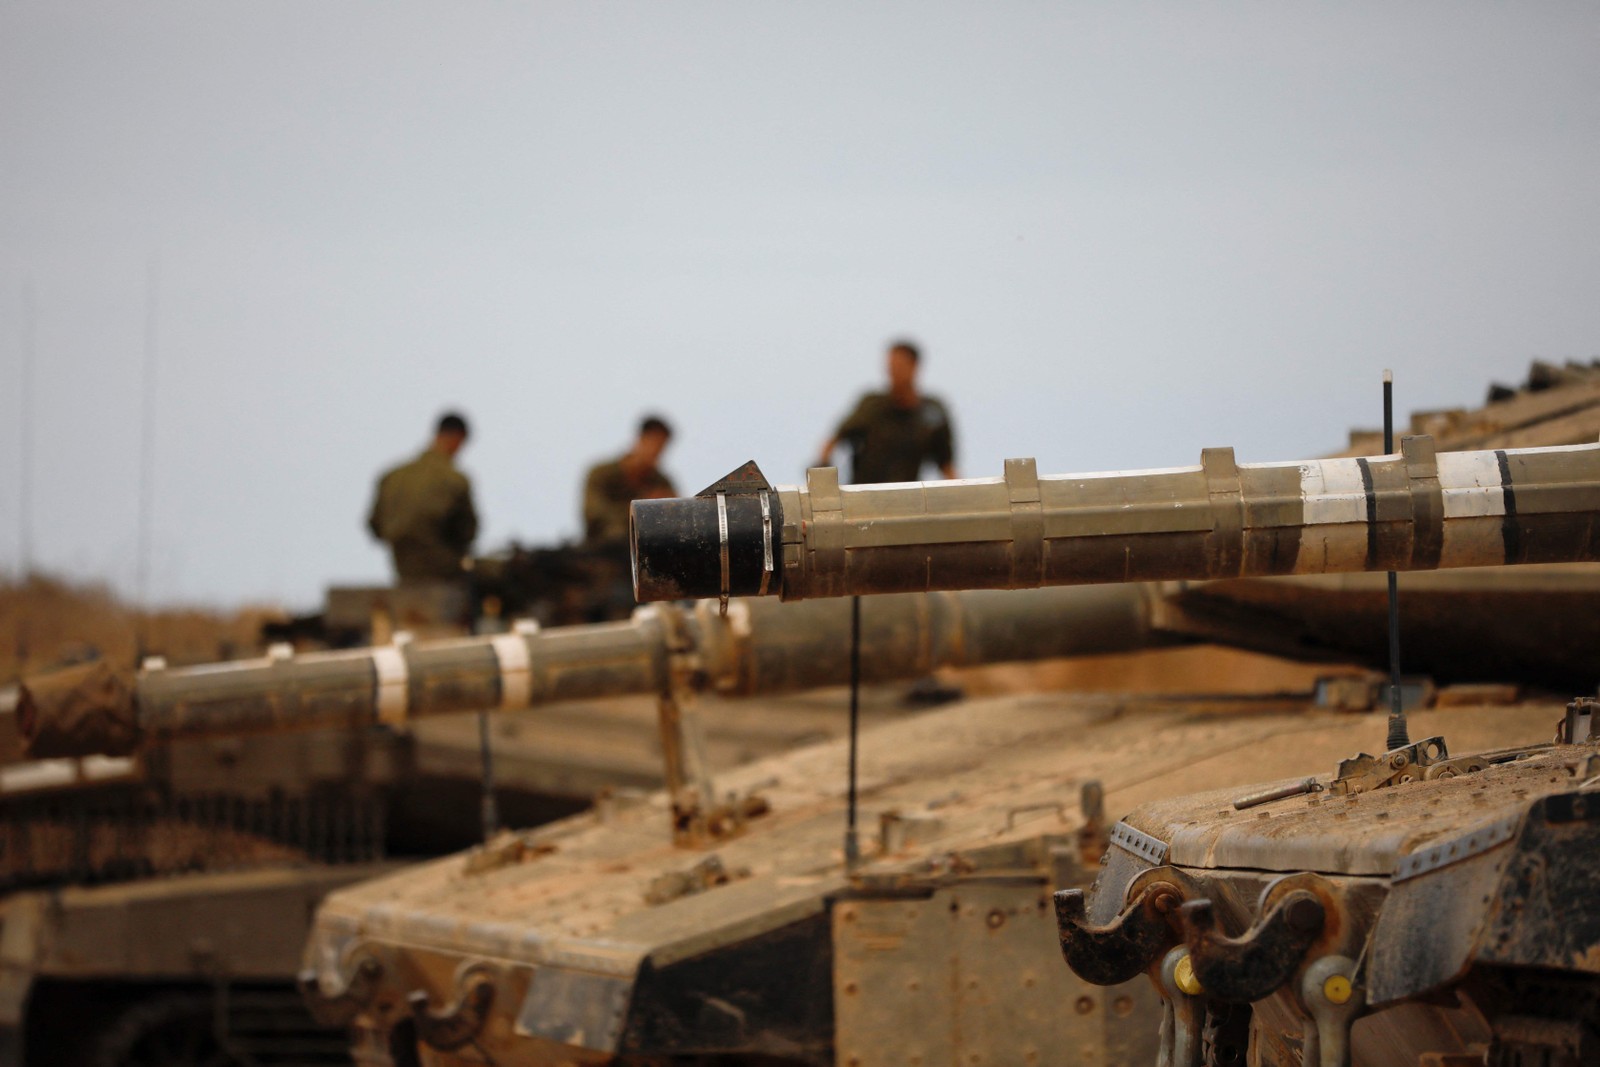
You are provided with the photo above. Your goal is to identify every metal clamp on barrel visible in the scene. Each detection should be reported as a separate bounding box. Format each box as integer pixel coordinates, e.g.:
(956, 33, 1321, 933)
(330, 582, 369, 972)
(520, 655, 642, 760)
(630, 461, 783, 604)
(708, 486, 776, 610)
(758, 490, 774, 596)
(716, 490, 731, 614)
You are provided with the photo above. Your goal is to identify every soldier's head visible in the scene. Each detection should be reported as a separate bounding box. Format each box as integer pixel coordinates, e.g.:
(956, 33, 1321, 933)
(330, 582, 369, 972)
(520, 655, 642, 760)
(887, 340, 921, 393)
(434, 412, 470, 457)
(635, 415, 673, 466)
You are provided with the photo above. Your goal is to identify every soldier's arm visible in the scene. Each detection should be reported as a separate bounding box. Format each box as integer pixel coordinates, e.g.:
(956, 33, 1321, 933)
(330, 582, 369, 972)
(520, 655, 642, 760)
(819, 396, 872, 467)
(366, 475, 388, 540)
(457, 479, 479, 550)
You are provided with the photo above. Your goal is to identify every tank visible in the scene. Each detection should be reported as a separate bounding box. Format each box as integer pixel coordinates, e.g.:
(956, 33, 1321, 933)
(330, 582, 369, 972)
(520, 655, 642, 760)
(24, 362, 1600, 1066)
(287, 431, 1600, 1066)
(1, 586, 1147, 1067)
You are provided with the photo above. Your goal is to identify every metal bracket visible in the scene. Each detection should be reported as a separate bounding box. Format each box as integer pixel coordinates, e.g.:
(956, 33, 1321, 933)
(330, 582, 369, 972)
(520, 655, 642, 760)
(298, 950, 382, 1028)
(1180, 889, 1326, 1003)
(1109, 820, 1170, 865)
(408, 965, 497, 1051)
(1055, 879, 1186, 987)
(1329, 735, 1458, 795)
(1154, 945, 1206, 1067)
(1392, 812, 1521, 883)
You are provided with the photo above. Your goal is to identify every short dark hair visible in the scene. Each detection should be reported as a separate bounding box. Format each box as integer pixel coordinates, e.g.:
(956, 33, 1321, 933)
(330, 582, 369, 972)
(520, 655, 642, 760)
(888, 340, 921, 365)
(437, 412, 470, 438)
(639, 414, 672, 438)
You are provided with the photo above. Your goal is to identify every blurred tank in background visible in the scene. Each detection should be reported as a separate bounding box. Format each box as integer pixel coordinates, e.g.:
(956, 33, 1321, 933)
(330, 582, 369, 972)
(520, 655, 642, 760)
(3, 583, 1148, 1067)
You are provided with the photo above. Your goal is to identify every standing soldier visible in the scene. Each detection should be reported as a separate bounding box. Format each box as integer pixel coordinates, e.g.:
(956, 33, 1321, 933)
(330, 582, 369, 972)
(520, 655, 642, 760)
(817, 339, 957, 483)
(818, 340, 961, 704)
(367, 413, 478, 632)
(580, 415, 677, 620)
(582, 415, 678, 547)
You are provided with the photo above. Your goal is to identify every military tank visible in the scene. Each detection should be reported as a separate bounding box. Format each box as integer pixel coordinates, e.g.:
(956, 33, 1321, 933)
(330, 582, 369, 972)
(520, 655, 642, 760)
(29, 363, 1600, 1065)
(265, 430, 1600, 1066)
(4, 585, 1148, 1067)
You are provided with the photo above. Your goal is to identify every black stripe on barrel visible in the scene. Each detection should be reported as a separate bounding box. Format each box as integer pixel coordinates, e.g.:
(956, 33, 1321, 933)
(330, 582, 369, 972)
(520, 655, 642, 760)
(632, 493, 782, 602)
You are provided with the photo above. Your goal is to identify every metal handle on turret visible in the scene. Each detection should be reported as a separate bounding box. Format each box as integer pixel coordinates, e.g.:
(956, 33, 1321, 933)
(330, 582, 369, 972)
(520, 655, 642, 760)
(632, 439, 1600, 603)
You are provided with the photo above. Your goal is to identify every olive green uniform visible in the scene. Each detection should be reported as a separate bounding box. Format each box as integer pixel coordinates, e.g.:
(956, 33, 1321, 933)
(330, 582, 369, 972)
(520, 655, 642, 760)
(583, 458, 677, 546)
(367, 448, 478, 582)
(833, 392, 955, 485)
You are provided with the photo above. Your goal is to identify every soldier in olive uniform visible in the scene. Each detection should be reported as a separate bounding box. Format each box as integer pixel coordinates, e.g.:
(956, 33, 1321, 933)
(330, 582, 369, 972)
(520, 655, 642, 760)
(582, 415, 678, 547)
(817, 340, 957, 484)
(579, 415, 677, 620)
(368, 413, 479, 584)
(819, 341, 962, 705)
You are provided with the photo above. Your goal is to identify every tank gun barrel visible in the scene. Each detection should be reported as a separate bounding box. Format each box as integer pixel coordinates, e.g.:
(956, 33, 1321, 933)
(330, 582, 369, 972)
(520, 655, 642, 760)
(631, 438, 1600, 602)
(15, 586, 1150, 759)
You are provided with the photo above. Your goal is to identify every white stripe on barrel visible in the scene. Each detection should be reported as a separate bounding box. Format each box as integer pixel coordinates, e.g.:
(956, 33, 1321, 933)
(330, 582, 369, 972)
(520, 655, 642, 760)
(491, 632, 533, 711)
(1436, 450, 1511, 568)
(1436, 451, 1507, 518)
(371, 646, 409, 726)
(1297, 458, 1370, 573)
(1299, 458, 1369, 526)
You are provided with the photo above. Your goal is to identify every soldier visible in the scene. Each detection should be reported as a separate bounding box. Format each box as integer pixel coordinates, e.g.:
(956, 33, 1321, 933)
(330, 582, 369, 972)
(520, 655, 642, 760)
(368, 412, 479, 589)
(819, 341, 962, 704)
(578, 416, 677, 621)
(583, 415, 678, 547)
(817, 340, 957, 483)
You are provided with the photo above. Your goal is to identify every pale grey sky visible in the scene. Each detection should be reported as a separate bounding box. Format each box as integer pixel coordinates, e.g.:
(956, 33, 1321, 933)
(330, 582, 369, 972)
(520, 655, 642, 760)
(2, 3, 1597, 608)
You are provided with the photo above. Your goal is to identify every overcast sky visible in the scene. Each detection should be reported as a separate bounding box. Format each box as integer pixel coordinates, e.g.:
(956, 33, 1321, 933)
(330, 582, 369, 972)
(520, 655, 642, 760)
(2, 3, 1597, 609)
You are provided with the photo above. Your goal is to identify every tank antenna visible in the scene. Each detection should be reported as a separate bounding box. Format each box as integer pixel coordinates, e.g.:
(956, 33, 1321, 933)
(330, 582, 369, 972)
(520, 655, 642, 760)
(844, 595, 862, 868)
(1384, 370, 1410, 750)
(14, 278, 36, 679)
(134, 255, 159, 660)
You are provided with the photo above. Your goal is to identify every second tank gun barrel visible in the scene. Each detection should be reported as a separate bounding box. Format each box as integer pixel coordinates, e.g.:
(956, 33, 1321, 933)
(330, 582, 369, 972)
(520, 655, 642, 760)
(631, 438, 1600, 602)
(15, 586, 1152, 759)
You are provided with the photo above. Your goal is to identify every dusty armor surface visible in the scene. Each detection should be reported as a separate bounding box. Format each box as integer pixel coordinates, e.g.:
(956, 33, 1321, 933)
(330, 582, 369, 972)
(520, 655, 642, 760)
(302, 691, 1566, 1067)
(1055, 701, 1600, 1066)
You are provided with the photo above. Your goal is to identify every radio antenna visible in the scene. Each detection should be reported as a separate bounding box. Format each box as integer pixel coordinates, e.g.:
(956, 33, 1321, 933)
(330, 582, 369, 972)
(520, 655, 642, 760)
(135, 256, 159, 658)
(1384, 370, 1409, 751)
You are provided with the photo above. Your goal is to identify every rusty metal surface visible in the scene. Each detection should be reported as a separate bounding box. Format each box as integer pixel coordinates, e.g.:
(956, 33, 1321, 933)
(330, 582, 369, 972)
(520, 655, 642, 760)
(835, 880, 1158, 1067)
(1125, 736, 1585, 878)
(1070, 728, 1600, 1065)
(304, 693, 1560, 1063)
